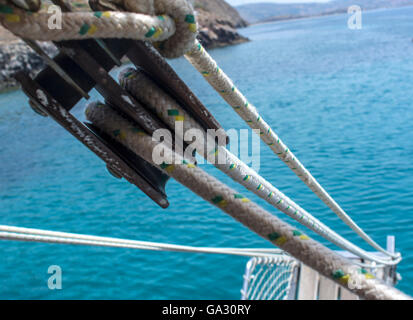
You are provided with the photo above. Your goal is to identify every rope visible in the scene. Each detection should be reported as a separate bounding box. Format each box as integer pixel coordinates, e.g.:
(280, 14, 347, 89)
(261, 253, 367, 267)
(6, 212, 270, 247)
(83, 101, 409, 300)
(0, 225, 288, 259)
(1, 227, 298, 300)
(0, 0, 405, 298)
(185, 40, 398, 260)
(118, 67, 400, 267)
(0, 0, 197, 58)
(0, 225, 387, 269)
(0, 0, 399, 259)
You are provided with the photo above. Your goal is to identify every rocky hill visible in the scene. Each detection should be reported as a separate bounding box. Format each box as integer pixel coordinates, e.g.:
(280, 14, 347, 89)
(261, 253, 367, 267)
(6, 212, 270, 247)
(193, 0, 249, 48)
(0, 0, 248, 92)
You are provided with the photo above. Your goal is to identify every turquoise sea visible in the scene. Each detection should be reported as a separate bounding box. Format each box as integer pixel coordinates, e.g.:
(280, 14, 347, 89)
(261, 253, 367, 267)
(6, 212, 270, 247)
(1, 7, 413, 299)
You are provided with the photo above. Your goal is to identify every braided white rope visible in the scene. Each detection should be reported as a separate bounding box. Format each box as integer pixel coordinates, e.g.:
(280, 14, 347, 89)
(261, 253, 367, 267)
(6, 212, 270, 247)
(0, 0, 197, 58)
(84, 102, 410, 300)
(118, 68, 400, 267)
(185, 40, 398, 259)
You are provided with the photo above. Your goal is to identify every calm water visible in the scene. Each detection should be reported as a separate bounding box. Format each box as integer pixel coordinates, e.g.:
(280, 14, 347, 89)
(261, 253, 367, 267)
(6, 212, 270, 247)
(1, 7, 413, 299)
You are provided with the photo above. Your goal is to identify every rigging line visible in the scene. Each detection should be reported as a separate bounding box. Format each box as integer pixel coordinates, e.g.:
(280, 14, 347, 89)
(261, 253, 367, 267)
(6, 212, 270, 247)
(0, 225, 276, 255)
(0, 1, 403, 296)
(1, 0, 398, 261)
(185, 40, 399, 260)
(86, 99, 406, 293)
(119, 69, 400, 267)
(0, 226, 387, 268)
(0, 231, 292, 259)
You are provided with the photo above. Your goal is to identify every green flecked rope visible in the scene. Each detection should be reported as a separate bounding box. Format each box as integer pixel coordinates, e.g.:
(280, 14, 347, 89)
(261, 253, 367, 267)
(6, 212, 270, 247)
(83, 101, 409, 300)
(185, 40, 399, 260)
(0, 0, 197, 58)
(0, 0, 397, 259)
(118, 67, 400, 267)
(0, 0, 403, 296)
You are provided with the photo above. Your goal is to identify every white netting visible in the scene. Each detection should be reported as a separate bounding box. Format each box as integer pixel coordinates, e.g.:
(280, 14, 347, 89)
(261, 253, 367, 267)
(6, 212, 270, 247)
(241, 255, 299, 300)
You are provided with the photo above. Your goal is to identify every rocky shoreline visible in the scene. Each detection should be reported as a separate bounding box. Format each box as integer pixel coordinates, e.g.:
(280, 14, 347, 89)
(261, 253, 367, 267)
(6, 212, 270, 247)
(194, 0, 249, 49)
(0, 0, 248, 93)
(0, 39, 58, 92)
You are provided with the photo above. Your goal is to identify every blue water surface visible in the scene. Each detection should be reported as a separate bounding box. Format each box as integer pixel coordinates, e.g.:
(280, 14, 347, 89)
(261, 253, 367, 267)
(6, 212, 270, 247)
(1, 7, 413, 299)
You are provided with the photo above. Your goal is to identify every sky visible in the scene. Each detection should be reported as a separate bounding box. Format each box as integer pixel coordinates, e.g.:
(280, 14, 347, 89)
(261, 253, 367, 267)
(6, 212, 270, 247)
(227, 0, 332, 6)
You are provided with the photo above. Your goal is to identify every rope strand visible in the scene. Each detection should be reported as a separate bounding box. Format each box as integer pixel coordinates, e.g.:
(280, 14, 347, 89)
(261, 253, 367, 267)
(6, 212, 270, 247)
(0, 0, 405, 299)
(0, 0, 398, 259)
(185, 40, 398, 259)
(118, 68, 400, 266)
(83, 101, 409, 300)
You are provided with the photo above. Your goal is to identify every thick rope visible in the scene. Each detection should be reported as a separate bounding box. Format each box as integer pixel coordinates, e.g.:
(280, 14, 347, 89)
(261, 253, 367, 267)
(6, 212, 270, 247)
(185, 40, 398, 259)
(118, 68, 400, 267)
(0, 3, 174, 41)
(0, 1, 399, 257)
(84, 101, 410, 300)
(0, 0, 401, 288)
(0, 0, 197, 58)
